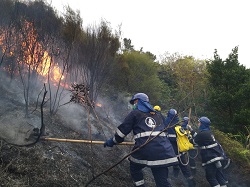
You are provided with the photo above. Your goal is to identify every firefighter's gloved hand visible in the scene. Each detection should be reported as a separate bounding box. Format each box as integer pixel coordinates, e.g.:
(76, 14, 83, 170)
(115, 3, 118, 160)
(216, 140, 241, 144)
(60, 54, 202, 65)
(187, 125, 193, 131)
(104, 138, 116, 147)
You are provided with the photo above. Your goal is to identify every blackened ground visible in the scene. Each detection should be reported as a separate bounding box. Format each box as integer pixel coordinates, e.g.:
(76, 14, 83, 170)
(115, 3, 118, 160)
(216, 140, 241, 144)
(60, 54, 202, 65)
(0, 76, 249, 187)
(1, 114, 248, 187)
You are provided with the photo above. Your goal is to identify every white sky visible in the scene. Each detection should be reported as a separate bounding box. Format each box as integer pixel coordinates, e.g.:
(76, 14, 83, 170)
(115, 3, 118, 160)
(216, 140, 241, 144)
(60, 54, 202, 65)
(49, 0, 250, 68)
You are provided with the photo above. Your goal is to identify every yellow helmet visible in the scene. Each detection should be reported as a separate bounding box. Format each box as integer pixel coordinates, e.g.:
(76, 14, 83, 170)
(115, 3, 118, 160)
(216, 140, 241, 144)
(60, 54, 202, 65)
(154, 105, 161, 111)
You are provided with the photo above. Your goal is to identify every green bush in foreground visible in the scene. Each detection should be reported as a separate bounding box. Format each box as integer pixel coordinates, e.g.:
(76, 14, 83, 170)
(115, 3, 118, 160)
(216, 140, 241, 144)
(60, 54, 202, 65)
(213, 128, 250, 174)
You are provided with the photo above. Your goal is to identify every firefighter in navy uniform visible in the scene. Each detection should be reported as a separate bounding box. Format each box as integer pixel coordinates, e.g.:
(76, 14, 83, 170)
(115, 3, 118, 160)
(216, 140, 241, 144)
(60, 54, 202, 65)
(165, 109, 196, 187)
(104, 93, 179, 187)
(153, 105, 166, 122)
(188, 117, 229, 187)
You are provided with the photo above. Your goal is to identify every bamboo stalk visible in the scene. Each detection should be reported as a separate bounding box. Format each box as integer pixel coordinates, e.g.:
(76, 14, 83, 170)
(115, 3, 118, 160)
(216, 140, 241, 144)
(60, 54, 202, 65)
(41, 137, 135, 145)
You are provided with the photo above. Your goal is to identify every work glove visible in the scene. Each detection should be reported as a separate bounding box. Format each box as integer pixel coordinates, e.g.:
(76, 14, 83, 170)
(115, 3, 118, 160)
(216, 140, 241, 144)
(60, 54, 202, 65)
(187, 125, 193, 131)
(104, 138, 116, 147)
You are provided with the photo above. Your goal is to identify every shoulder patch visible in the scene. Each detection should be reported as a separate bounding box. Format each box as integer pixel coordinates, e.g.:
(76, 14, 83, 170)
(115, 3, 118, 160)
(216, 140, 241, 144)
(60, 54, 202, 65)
(145, 117, 156, 128)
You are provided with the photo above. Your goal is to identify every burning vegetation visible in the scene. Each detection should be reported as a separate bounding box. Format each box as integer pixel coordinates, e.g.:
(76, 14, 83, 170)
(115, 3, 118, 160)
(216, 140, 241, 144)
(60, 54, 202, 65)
(0, 0, 120, 118)
(1, 1, 250, 187)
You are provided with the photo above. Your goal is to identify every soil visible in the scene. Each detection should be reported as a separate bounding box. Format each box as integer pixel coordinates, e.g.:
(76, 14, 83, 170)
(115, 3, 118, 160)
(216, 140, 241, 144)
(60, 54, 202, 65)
(0, 75, 249, 187)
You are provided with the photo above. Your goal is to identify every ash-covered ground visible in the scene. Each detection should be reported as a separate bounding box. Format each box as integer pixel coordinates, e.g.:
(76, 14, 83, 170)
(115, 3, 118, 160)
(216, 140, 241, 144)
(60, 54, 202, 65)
(0, 74, 249, 187)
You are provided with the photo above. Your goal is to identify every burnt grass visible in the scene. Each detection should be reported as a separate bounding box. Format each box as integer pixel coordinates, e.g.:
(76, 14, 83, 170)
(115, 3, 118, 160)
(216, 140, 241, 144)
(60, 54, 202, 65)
(0, 76, 249, 187)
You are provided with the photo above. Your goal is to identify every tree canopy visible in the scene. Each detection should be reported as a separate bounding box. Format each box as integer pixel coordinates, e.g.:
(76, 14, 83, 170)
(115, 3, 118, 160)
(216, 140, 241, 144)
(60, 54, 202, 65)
(207, 46, 250, 133)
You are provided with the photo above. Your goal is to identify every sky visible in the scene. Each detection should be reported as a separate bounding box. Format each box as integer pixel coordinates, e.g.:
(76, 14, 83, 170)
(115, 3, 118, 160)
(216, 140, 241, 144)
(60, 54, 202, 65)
(49, 0, 250, 68)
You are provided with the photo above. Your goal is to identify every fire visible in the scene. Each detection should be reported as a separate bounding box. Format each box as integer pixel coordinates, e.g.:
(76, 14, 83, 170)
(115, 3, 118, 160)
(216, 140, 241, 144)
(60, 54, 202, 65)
(37, 51, 65, 83)
(51, 65, 65, 82)
(0, 21, 67, 87)
(37, 51, 51, 76)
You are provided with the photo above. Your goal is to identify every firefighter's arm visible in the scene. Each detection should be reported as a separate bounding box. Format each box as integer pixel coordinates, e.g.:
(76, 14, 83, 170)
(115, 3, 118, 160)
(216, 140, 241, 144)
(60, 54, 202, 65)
(187, 125, 199, 145)
(187, 125, 193, 131)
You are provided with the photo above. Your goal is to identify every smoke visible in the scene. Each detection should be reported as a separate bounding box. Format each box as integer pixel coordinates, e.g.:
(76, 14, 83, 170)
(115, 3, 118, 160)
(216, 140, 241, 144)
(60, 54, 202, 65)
(57, 96, 123, 139)
(55, 92, 135, 141)
(0, 73, 42, 145)
(0, 67, 131, 145)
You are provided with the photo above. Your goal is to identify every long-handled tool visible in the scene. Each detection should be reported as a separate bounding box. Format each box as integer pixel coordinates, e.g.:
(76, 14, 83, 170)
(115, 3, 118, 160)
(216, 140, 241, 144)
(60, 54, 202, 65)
(40, 137, 135, 145)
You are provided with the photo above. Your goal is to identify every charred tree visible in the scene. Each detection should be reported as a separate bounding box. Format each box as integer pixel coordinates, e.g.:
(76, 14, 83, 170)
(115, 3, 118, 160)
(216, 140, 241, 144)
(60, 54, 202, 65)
(71, 21, 120, 103)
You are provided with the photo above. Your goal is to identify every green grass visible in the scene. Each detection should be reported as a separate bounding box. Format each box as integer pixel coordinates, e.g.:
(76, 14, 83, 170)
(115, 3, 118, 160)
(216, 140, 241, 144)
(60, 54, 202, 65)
(213, 128, 250, 174)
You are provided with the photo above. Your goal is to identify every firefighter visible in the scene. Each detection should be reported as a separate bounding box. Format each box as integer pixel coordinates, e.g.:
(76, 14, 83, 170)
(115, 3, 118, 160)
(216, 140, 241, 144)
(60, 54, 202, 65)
(104, 93, 179, 187)
(153, 105, 161, 112)
(181, 117, 198, 175)
(154, 105, 166, 122)
(187, 116, 229, 187)
(165, 109, 196, 187)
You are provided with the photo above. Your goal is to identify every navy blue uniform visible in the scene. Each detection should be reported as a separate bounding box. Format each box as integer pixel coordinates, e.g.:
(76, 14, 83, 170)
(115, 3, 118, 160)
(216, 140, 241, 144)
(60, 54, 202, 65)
(114, 109, 178, 187)
(190, 130, 228, 187)
(166, 122, 196, 187)
(181, 119, 198, 174)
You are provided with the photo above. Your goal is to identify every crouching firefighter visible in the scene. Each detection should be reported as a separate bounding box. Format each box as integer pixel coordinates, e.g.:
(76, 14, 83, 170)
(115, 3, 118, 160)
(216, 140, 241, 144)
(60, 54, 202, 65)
(188, 116, 229, 187)
(104, 93, 179, 187)
(165, 109, 196, 187)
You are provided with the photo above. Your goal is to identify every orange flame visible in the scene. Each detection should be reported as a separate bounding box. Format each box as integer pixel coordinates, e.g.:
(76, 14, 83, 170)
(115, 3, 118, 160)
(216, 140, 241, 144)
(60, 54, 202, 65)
(37, 51, 65, 83)
(0, 21, 68, 88)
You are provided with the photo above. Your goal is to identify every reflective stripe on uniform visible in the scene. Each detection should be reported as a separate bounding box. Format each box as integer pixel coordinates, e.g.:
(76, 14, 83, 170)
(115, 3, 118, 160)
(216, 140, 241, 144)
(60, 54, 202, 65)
(112, 137, 117, 143)
(134, 131, 166, 139)
(116, 128, 126, 138)
(202, 156, 224, 166)
(135, 179, 145, 186)
(201, 143, 218, 149)
(220, 185, 227, 187)
(224, 159, 231, 169)
(212, 185, 220, 187)
(130, 156, 178, 166)
(192, 132, 197, 137)
(167, 134, 176, 138)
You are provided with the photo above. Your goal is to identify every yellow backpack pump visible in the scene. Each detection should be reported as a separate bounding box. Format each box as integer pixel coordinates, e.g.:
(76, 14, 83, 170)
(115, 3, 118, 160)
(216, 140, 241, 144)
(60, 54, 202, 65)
(175, 126, 194, 153)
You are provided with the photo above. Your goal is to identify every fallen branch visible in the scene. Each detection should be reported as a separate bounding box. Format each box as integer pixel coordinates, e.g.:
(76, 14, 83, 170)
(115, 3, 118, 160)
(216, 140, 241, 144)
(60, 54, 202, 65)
(40, 137, 135, 145)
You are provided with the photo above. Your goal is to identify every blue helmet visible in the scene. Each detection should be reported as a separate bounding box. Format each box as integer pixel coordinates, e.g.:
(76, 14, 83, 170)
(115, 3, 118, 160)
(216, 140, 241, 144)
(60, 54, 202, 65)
(181, 117, 189, 129)
(198, 117, 211, 126)
(183, 117, 189, 122)
(130, 93, 149, 104)
(167, 109, 177, 118)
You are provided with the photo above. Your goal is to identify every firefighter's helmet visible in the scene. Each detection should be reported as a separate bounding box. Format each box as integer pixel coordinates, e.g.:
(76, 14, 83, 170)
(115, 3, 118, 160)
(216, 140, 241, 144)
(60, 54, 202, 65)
(154, 105, 161, 111)
(130, 93, 149, 104)
(167, 109, 177, 118)
(198, 117, 211, 126)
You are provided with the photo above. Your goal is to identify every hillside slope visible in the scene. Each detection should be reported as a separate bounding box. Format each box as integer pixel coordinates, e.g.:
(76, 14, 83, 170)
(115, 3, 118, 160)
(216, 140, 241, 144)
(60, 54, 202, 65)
(0, 76, 249, 187)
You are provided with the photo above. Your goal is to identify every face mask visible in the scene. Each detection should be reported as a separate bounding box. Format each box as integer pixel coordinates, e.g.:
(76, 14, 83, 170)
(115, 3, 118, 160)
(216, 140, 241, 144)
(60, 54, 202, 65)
(132, 104, 137, 110)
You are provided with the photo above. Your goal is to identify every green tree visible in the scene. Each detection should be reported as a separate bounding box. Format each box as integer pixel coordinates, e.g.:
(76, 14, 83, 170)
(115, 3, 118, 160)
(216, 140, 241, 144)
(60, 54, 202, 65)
(122, 38, 134, 52)
(109, 51, 165, 104)
(159, 52, 207, 116)
(173, 57, 207, 114)
(207, 46, 250, 133)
